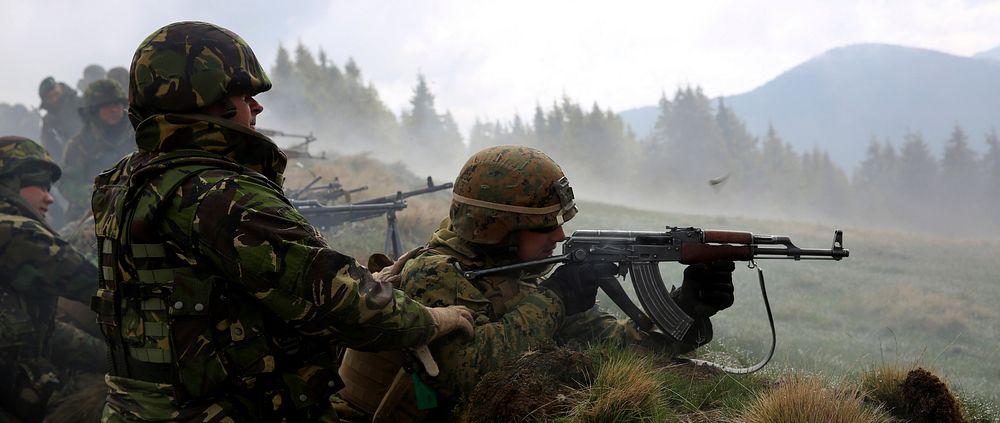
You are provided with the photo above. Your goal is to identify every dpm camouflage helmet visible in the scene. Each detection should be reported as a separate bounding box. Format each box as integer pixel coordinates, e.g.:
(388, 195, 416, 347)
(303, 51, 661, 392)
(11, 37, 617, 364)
(451, 145, 577, 244)
(0, 136, 61, 183)
(82, 79, 126, 110)
(128, 21, 271, 123)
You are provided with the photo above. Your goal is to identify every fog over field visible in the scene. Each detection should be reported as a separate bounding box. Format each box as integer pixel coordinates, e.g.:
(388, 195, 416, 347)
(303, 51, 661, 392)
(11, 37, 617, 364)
(3, 1, 1000, 416)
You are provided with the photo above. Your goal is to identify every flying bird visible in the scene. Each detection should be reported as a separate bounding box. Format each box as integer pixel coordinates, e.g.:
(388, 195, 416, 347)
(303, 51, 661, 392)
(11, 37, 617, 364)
(708, 173, 731, 191)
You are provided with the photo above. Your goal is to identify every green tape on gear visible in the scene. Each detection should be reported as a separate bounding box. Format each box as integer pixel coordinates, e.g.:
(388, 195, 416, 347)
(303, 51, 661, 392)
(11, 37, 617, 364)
(410, 372, 438, 410)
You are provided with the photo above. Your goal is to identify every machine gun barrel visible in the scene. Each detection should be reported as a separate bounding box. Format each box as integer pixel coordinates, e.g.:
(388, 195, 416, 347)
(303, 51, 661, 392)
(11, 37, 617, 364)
(293, 200, 407, 230)
(357, 176, 454, 205)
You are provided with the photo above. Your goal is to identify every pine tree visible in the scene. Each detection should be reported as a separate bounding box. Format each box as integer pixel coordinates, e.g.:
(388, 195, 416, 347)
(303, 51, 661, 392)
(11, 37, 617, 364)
(897, 131, 938, 225)
(983, 129, 1000, 223)
(273, 45, 293, 80)
(401, 74, 465, 170)
(261, 45, 403, 159)
(940, 125, 979, 204)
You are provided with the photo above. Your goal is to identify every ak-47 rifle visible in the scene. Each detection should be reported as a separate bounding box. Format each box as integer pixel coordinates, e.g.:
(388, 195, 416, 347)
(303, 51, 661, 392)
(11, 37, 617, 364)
(292, 176, 454, 258)
(458, 227, 849, 373)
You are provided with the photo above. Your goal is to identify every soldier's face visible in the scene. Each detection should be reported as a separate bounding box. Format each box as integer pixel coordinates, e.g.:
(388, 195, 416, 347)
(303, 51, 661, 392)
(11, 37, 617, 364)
(516, 225, 566, 260)
(98, 103, 125, 126)
(44, 85, 63, 106)
(229, 94, 263, 129)
(19, 184, 54, 217)
(202, 94, 264, 129)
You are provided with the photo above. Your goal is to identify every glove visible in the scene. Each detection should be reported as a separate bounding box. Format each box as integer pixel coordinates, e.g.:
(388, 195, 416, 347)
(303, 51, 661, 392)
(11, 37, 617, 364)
(541, 262, 619, 315)
(674, 260, 736, 318)
(427, 305, 475, 341)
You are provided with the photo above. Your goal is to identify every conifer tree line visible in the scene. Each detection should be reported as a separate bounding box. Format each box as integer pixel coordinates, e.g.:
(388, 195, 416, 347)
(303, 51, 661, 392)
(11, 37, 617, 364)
(259, 44, 464, 168)
(257, 45, 1000, 236)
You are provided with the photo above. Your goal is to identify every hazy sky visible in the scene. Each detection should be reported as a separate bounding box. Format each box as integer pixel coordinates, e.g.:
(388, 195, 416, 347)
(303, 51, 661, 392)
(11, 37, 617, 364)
(2, 0, 999, 134)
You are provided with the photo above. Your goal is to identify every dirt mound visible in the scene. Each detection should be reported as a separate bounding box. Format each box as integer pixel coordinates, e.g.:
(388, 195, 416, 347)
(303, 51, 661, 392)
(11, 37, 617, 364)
(461, 343, 593, 422)
(898, 367, 966, 423)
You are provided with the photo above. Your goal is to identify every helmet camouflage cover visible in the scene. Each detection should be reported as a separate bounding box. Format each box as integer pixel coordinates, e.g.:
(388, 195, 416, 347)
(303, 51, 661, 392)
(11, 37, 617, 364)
(0, 136, 61, 183)
(128, 21, 271, 122)
(451, 145, 577, 244)
(82, 79, 127, 110)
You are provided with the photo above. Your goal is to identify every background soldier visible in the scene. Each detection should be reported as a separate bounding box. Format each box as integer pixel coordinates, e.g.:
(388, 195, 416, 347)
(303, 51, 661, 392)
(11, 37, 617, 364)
(37, 77, 83, 164)
(91, 21, 474, 422)
(337, 145, 737, 421)
(61, 79, 133, 221)
(75, 64, 107, 94)
(106, 67, 130, 94)
(0, 136, 104, 422)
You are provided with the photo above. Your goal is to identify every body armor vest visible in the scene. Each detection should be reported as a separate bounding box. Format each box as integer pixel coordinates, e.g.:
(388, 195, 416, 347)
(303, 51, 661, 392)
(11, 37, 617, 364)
(90, 150, 341, 415)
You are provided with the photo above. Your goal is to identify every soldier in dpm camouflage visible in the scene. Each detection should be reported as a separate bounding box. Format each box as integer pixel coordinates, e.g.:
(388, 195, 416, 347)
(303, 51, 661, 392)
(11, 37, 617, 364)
(91, 21, 474, 422)
(37, 77, 83, 164)
(61, 79, 134, 222)
(336, 145, 738, 422)
(0, 136, 104, 422)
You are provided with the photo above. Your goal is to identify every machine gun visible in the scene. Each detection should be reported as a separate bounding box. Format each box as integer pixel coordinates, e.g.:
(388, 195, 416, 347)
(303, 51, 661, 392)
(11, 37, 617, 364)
(354, 176, 453, 206)
(257, 127, 322, 159)
(293, 176, 454, 258)
(287, 175, 369, 204)
(459, 226, 849, 374)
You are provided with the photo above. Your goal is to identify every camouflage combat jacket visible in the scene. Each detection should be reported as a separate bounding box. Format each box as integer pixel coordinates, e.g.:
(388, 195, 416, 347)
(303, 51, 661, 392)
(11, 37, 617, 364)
(0, 194, 99, 419)
(92, 113, 438, 422)
(61, 118, 134, 220)
(39, 84, 83, 163)
(397, 220, 707, 407)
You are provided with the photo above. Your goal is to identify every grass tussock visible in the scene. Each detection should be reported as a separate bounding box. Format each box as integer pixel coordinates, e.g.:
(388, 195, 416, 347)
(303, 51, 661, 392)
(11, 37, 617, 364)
(568, 350, 664, 422)
(735, 375, 894, 423)
(858, 363, 912, 414)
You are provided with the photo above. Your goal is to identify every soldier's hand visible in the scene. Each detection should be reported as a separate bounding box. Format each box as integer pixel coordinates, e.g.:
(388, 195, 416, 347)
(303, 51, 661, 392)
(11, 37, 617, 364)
(427, 305, 475, 341)
(675, 260, 736, 317)
(541, 262, 619, 316)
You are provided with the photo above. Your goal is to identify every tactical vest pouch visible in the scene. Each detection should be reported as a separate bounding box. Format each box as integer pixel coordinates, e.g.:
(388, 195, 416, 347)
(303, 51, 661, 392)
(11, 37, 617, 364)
(167, 270, 230, 398)
(338, 348, 427, 422)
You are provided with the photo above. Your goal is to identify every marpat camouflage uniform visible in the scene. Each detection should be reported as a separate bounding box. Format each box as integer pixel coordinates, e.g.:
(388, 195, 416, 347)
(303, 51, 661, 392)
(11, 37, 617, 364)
(397, 221, 705, 405)
(92, 21, 443, 422)
(0, 136, 104, 422)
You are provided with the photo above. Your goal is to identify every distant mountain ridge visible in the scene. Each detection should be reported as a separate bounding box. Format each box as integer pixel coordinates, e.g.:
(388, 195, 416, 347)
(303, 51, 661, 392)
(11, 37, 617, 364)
(974, 44, 1000, 61)
(622, 43, 1000, 170)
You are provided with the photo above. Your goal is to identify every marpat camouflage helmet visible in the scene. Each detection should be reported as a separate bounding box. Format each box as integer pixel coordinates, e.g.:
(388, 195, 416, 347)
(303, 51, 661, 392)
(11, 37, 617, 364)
(451, 145, 577, 244)
(0, 136, 62, 182)
(128, 21, 271, 123)
(83, 79, 127, 110)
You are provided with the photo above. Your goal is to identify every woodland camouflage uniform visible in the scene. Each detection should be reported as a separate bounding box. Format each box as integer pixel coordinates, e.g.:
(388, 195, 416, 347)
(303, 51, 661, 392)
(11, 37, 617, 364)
(336, 146, 713, 421)
(0, 136, 104, 422)
(37, 78, 83, 164)
(91, 21, 462, 422)
(62, 79, 134, 221)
